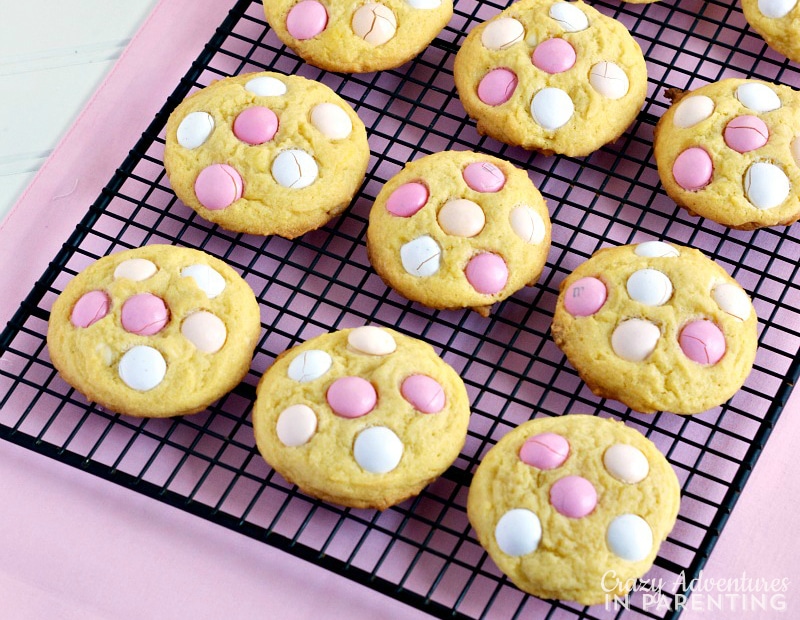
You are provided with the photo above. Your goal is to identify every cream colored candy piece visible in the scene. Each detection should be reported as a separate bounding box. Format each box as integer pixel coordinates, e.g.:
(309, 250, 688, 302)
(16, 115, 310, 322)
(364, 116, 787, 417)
(634, 241, 680, 258)
(181, 264, 226, 298)
(287, 349, 333, 382)
(481, 17, 525, 50)
(181, 311, 227, 353)
(276, 404, 318, 447)
(272, 149, 319, 189)
(347, 325, 397, 355)
(672, 95, 715, 128)
(603, 443, 650, 483)
(245, 76, 287, 96)
(437, 199, 486, 237)
(626, 269, 673, 306)
(114, 258, 158, 281)
(758, 0, 797, 18)
(509, 205, 546, 244)
(548, 1, 589, 32)
(611, 319, 660, 361)
(176, 111, 215, 149)
(712, 283, 752, 321)
(400, 235, 441, 276)
(736, 82, 781, 112)
(310, 103, 353, 140)
(589, 62, 629, 100)
(352, 3, 398, 46)
(744, 162, 790, 209)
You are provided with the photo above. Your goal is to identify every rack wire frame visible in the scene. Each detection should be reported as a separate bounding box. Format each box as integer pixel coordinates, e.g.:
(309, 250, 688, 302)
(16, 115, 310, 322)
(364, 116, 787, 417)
(2, 0, 800, 618)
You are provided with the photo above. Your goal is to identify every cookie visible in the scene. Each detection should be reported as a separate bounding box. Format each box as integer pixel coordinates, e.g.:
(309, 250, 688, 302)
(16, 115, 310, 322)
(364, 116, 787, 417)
(367, 151, 551, 317)
(742, 0, 800, 63)
(654, 78, 800, 229)
(468, 414, 681, 605)
(252, 326, 470, 510)
(163, 71, 369, 238)
(264, 0, 453, 73)
(550, 241, 758, 414)
(47, 245, 261, 418)
(453, 0, 648, 157)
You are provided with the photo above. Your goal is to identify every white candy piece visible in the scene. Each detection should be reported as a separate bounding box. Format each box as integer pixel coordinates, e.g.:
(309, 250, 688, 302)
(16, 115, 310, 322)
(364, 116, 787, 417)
(672, 95, 715, 128)
(272, 149, 319, 189)
(114, 258, 158, 281)
(607, 514, 653, 562)
(626, 269, 673, 306)
(118, 345, 167, 391)
(634, 241, 680, 258)
(481, 17, 525, 50)
(310, 103, 353, 140)
(611, 319, 660, 362)
(509, 206, 546, 244)
(548, 1, 589, 32)
(400, 235, 442, 277)
(604, 444, 650, 484)
(758, 0, 797, 18)
(181, 311, 227, 353)
(276, 404, 318, 447)
(245, 76, 287, 97)
(352, 3, 397, 46)
(530, 88, 574, 130)
(744, 162, 790, 209)
(181, 264, 226, 298)
(353, 426, 404, 474)
(712, 283, 752, 321)
(348, 326, 397, 355)
(405, 0, 441, 7)
(736, 82, 781, 113)
(793, 137, 800, 168)
(287, 349, 333, 382)
(495, 509, 542, 556)
(589, 62, 629, 100)
(177, 111, 215, 149)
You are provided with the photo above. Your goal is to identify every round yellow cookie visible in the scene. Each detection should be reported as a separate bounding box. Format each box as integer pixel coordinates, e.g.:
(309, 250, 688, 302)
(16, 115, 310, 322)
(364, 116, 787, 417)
(550, 241, 758, 415)
(367, 151, 551, 317)
(163, 71, 369, 238)
(47, 245, 261, 418)
(742, 0, 800, 63)
(264, 0, 453, 73)
(654, 78, 800, 229)
(253, 326, 471, 510)
(453, 0, 648, 157)
(468, 414, 681, 605)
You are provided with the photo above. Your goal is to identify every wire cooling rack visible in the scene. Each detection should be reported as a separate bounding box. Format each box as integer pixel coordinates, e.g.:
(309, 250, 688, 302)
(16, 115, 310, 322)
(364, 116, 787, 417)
(2, 0, 800, 618)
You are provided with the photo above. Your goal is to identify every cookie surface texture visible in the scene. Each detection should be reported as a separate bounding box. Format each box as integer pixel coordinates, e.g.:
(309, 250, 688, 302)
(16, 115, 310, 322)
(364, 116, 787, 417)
(468, 414, 680, 605)
(551, 242, 758, 414)
(453, 0, 647, 157)
(263, 0, 453, 73)
(742, 0, 800, 63)
(654, 78, 800, 229)
(47, 245, 261, 418)
(164, 71, 369, 238)
(253, 326, 471, 510)
(367, 150, 551, 316)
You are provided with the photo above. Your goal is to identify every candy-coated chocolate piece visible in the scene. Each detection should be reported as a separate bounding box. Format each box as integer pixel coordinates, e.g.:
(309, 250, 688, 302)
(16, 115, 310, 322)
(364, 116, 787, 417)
(509, 205, 546, 244)
(347, 326, 397, 356)
(672, 95, 715, 128)
(477, 68, 518, 106)
(181, 311, 227, 353)
(70, 290, 110, 328)
(113, 258, 157, 281)
(672, 147, 713, 191)
(386, 182, 429, 217)
(481, 17, 525, 50)
(519, 432, 569, 470)
(611, 319, 660, 362)
(286, 0, 328, 40)
(634, 241, 679, 258)
(176, 111, 215, 149)
(437, 199, 486, 237)
(712, 283, 751, 321)
(181, 264, 226, 298)
(548, 1, 589, 32)
(679, 320, 726, 365)
(245, 75, 287, 97)
(310, 103, 353, 140)
(736, 82, 781, 112)
(118, 345, 167, 391)
(589, 61, 629, 100)
(405, 0, 442, 7)
(744, 162, 790, 209)
(353, 426, 403, 473)
(603, 443, 649, 484)
(724, 115, 769, 153)
(194, 164, 244, 210)
(465, 252, 509, 295)
(276, 404, 318, 447)
(326, 376, 377, 418)
(626, 268, 673, 307)
(549, 475, 597, 518)
(272, 149, 319, 189)
(530, 87, 574, 130)
(607, 514, 653, 562)
(400, 235, 441, 276)
(758, 0, 797, 19)
(494, 508, 542, 556)
(233, 106, 279, 145)
(401, 374, 446, 413)
(287, 349, 333, 382)
(351, 3, 397, 46)
(462, 162, 506, 192)
(563, 277, 606, 317)
(120, 293, 169, 336)
(532, 38, 577, 74)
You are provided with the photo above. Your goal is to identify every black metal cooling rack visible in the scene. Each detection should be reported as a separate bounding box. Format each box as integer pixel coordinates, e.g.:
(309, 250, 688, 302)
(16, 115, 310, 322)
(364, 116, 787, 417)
(2, 0, 800, 618)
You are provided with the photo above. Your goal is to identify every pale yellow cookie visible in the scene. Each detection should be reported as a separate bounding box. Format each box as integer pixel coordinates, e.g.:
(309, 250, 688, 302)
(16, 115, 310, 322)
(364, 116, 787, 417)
(453, 0, 648, 157)
(47, 245, 261, 418)
(264, 0, 453, 73)
(252, 326, 470, 510)
(654, 78, 800, 229)
(163, 71, 369, 238)
(742, 0, 800, 63)
(367, 151, 551, 317)
(468, 414, 681, 605)
(550, 242, 758, 414)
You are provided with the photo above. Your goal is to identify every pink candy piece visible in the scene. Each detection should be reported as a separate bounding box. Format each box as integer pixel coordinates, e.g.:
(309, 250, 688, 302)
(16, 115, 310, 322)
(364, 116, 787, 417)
(401, 375, 446, 413)
(326, 376, 377, 418)
(519, 433, 570, 470)
(121, 293, 169, 336)
(550, 475, 598, 519)
(679, 320, 726, 365)
(194, 164, 244, 210)
(386, 182, 429, 217)
(564, 277, 607, 317)
(672, 147, 713, 191)
(532, 38, 577, 74)
(70, 290, 110, 328)
(465, 253, 508, 295)
(463, 162, 506, 193)
(233, 106, 278, 145)
(724, 115, 769, 153)
(286, 0, 328, 40)
(477, 68, 518, 106)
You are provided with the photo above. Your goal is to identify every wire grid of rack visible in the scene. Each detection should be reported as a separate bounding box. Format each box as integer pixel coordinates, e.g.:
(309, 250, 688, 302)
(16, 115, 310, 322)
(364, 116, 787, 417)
(1, 0, 800, 618)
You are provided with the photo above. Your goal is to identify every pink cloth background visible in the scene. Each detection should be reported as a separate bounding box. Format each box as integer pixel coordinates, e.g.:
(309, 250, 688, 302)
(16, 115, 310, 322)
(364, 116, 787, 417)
(1, 0, 797, 617)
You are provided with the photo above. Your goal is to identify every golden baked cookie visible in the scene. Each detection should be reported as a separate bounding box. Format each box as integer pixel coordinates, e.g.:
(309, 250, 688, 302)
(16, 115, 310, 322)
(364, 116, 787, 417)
(468, 414, 681, 605)
(654, 78, 800, 229)
(264, 0, 453, 73)
(550, 241, 758, 415)
(453, 0, 648, 157)
(47, 245, 261, 418)
(742, 0, 800, 63)
(163, 71, 369, 238)
(252, 326, 470, 510)
(366, 151, 551, 317)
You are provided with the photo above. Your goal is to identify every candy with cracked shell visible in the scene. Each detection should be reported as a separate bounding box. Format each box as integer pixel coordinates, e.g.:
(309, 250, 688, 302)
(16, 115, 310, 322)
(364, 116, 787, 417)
(71, 291, 110, 328)
(194, 164, 244, 210)
(712, 283, 751, 321)
(634, 241, 679, 258)
(519, 433, 569, 469)
(744, 162, 790, 209)
(121, 293, 169, 336)
(401, 374, 446, 413)
(509, 206, 546, 244)
(724, 115, 769, 153)
(548, 1, 589, 32)
(477, 68, 518, 106)
(287, 349, 333, 382)
(481, 17, 525, 50)
(351, 3, 397, 46)
(400, 235, 441, 277)
(463, 162, 506, 192)
(272, 149, 319, 189)
(589, 61, 629, 100)
(177, 111, 215, 149)
(679, 320, 726, 365)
